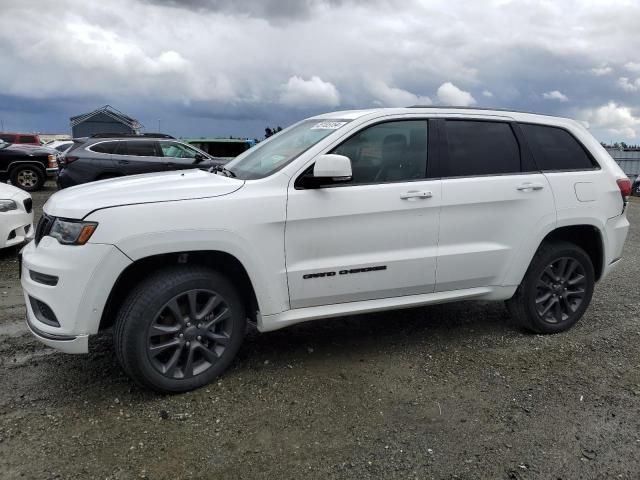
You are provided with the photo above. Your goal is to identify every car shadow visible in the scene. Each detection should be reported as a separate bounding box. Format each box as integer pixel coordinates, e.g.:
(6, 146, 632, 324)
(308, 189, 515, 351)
(21, 299, 521, 403)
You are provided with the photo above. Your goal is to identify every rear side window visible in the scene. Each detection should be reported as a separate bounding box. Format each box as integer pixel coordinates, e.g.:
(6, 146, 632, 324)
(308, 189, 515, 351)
(90, 141, 119, 154)
(0, 134, 16, 143)
(18, 135, 37, 143)
(443, 121, 520, 177)
(119, 141, 159, 157)
(520, 124, 595, 171)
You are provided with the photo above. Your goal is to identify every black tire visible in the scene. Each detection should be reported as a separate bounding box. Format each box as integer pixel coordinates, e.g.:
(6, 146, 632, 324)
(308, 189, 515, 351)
(506, 241, 595, 334)
(114, 266, 246, 393)
(10, 165, 45, 191)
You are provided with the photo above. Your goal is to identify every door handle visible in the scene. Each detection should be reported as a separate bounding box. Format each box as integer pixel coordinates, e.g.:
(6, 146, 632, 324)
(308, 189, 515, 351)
(118, 160, 129, 165)
(516, 183, 544, 191)
(400, 190, 432, 200)
(166, 162, 175, 167)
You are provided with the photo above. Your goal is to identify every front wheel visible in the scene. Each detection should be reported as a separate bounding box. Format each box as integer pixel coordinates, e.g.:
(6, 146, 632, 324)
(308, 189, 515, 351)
(506, 241, 595, 334)
(114, 266, 246, 393)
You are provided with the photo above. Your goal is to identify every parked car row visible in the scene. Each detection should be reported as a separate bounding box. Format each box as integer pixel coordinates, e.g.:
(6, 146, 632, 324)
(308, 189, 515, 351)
(56, 133, 226, 188)
(0, 141, 59, 191)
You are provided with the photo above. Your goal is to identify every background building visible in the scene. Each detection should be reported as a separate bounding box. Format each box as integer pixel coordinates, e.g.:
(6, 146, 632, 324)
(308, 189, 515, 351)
(606, 148, 640, 183)
(70, 105, 142, 138)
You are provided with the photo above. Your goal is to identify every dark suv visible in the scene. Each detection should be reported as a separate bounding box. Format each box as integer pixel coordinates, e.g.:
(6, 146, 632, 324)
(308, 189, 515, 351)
(57, 133, 226, 189)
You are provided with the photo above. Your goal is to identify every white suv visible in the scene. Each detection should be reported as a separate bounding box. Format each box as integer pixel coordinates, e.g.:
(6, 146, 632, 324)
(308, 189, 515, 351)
(20, 108, 631, 392)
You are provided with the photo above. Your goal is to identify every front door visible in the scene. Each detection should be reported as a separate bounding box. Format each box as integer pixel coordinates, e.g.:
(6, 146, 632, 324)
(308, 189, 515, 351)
(285, 119, 441, 309)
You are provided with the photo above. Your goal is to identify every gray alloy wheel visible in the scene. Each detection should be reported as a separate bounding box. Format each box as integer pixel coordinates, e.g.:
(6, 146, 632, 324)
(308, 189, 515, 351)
(535, 257, 587, 325)
(114, 266, 246, 393)
(146, 289, 233, 379)
(506, 240, 594, 334)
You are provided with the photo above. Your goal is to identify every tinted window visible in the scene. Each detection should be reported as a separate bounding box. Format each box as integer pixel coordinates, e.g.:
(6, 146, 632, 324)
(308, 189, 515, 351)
(90, 141, 119, 154)
(18, 136, 37, 143)
(331, 120, 427, 184)
(0, 134, 16, 143)
(443, 121, 520, 177)
(520, 124, 595, 170)
(121, 141, 159, 157)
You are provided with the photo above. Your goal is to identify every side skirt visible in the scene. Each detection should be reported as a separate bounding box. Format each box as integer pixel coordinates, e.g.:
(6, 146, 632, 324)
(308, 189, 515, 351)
(257, 285, 517, 332)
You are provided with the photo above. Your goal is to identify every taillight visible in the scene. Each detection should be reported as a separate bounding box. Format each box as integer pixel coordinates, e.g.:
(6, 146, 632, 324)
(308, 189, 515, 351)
(617, 177, 632, 199)
(47, 154, 56, 168)
(64, 155, 79, 165)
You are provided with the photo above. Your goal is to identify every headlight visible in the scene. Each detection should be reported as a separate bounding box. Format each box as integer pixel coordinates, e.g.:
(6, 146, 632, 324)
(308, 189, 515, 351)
(0, 200, 17, 212)
(49, 219, 98, 245)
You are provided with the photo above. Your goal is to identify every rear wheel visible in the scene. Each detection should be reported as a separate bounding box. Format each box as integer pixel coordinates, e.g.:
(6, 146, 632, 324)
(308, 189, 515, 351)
(114, 266, 246, 393)
(506, 241, 595, 334)
(10, 165, 45, 191)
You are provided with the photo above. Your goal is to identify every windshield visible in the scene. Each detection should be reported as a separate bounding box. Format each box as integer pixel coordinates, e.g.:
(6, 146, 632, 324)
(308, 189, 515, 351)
(225, 119, 351, 179)
(0, 141, 9, 149)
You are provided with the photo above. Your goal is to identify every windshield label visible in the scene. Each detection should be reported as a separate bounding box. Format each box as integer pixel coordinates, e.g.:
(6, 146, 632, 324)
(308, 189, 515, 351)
(311, 121, 347, 130)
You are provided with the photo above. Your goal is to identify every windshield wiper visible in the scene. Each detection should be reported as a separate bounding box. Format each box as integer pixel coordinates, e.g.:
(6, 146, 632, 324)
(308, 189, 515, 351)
(209, 164, 236, 178)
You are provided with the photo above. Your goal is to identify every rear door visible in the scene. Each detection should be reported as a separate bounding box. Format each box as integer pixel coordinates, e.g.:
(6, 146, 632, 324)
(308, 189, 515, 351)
(434, 119, 556, 291)
(115, 140, 165, 175)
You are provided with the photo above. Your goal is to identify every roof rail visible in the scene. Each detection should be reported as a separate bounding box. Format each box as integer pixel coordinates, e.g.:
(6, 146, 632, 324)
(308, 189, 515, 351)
(89, 132, 175, 139)
(407, 105, 560, 117)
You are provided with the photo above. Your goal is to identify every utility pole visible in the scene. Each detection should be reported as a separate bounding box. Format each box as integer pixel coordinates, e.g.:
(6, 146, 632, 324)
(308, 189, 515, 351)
(158, 119, 161, 132)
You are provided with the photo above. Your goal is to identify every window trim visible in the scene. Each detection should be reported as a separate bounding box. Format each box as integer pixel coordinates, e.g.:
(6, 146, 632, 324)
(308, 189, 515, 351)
(517, 122, 601, 172)
(294, 118, 434, 190)
(435, 118, 535, 180)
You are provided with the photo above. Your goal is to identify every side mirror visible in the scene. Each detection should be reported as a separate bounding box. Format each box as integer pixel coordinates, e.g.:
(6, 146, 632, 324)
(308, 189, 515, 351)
(193, 153, 206, 163)
(313, 154, 352, 181)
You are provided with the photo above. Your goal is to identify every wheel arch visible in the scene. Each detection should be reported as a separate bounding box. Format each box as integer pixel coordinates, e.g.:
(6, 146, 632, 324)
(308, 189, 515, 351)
(539, 224, 604, 281)
(8, 160, 47, 175)
(99, 250, 259, 331)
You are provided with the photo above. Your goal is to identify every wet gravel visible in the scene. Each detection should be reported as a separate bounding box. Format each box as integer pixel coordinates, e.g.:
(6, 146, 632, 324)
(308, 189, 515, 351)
(1, 183, 639, 479)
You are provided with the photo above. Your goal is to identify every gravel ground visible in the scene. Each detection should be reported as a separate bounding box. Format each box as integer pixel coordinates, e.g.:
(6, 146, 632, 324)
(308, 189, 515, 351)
(1, 183, 639, 479)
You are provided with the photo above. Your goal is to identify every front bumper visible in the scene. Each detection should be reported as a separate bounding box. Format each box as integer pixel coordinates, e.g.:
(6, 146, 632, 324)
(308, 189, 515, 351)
(46, 167, 59, 177)
(21, 238, 131, 353)
(25, 313, 89, 353)
(0, 199, 34, 249)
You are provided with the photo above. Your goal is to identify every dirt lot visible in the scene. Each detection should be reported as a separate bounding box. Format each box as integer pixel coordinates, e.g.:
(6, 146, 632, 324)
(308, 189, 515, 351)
(0, 183, 639, 479)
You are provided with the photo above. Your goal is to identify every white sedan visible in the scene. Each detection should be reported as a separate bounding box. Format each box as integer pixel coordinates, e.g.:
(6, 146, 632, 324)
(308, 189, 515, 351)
(0, 183, 34, 249)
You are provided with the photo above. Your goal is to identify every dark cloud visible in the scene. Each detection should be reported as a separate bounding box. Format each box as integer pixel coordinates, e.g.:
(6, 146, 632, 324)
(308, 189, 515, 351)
(142, 0, 369, 21)
(1, 0, 639, 141)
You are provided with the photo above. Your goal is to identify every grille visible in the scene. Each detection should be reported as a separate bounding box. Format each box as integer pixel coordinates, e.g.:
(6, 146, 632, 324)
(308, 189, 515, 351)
(23, 198, 33, 214)
(34, 214, 54, 246)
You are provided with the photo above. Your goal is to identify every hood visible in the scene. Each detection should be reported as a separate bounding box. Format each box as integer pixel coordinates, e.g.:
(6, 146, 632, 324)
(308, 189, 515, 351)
(45, 168, 245, 219)
(0, 182, 30, 201)
(2, 144, 55, 156)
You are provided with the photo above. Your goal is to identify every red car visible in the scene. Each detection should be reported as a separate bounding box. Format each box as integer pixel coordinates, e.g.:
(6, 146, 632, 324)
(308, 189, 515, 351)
(0, 133, 41, 146)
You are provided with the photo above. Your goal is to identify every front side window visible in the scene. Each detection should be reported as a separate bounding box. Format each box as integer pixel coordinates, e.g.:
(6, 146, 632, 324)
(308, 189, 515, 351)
(331, 120, 428, 184)
(160, 141, 199, 159)
(443, 121, 520, 177)
(520, 123, 596, 171)
(225, 119, 351, 180)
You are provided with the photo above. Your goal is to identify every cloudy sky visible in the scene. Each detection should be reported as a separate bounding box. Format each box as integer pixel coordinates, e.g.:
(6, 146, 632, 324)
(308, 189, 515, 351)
(1, 0, 640, 142)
